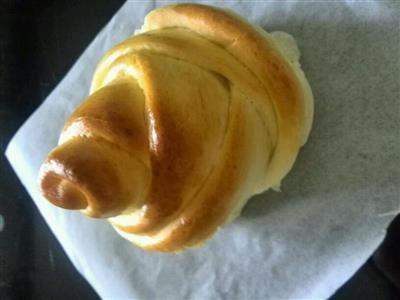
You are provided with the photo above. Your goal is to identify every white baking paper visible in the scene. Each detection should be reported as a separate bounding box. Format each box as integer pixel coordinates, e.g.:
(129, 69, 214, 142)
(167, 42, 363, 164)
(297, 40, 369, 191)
(5, 1, 400, 299)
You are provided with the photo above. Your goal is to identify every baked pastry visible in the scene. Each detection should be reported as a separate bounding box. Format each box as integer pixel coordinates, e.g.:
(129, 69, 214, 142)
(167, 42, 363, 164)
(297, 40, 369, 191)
(39, 3, 313, 252)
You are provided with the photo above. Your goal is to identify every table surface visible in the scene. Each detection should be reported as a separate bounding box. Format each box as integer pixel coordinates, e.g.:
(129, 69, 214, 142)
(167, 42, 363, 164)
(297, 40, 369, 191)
(0, 1, 398, 299)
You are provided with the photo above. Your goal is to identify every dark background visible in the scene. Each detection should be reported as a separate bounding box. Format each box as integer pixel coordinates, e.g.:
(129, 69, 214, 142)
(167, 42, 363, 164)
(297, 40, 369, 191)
(0, 1, 398, 299)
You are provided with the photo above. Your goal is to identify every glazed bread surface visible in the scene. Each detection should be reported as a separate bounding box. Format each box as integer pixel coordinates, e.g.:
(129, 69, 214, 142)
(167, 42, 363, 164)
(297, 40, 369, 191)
(39, 4, 313, 252)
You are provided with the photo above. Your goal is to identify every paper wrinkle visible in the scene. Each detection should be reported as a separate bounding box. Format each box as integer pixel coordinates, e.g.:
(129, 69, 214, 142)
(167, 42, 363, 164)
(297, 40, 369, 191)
(5, 1, 399, 299)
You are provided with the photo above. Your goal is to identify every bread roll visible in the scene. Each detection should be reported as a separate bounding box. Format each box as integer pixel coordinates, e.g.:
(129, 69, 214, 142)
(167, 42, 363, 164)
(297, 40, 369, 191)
(39, 4, 313, 252)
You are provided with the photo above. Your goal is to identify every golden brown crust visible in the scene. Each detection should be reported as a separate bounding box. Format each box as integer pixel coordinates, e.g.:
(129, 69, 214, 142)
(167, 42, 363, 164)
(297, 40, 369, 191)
(39, 81, 151, 218)
(38, 4, 313, 251)
(142, 3, 309, 189)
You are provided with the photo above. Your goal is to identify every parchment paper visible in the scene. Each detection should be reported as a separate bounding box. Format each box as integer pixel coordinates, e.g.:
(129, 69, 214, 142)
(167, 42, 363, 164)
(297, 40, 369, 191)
(5, 1, 400, 299)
